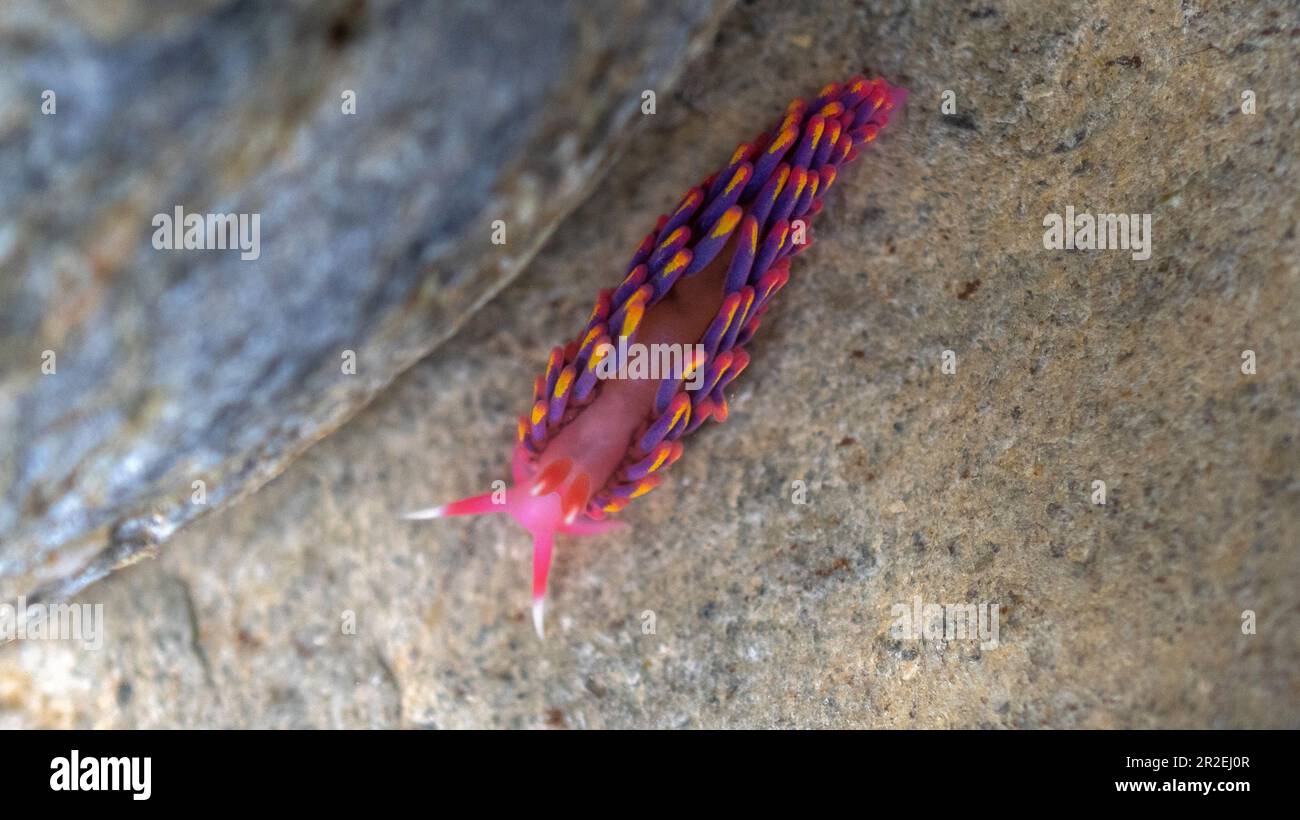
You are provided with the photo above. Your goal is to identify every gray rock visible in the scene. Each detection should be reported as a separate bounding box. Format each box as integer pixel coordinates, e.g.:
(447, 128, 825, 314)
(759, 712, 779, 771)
(0, 0, 730, 602)
(1, 0, 1296, 728)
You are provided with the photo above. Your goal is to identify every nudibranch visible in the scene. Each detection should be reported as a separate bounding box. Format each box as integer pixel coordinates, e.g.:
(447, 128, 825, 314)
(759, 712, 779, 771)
(407, 76, 906, 637)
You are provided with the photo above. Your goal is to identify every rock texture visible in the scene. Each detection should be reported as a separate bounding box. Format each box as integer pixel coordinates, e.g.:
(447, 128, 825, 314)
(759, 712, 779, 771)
(2, 0, 1297, 728)
(0, 0, 729, 603)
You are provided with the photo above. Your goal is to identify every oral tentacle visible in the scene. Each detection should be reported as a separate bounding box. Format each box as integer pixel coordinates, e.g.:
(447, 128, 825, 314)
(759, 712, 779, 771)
(530, 530, 555, 639)
(401, 491, 499, 520)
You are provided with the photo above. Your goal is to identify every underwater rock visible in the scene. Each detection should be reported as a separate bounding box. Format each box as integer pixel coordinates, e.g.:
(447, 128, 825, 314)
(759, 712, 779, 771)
(0, 0, 730, 602)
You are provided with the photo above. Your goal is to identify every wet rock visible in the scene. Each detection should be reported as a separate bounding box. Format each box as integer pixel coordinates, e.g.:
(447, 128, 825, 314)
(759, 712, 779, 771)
(0, 0, 730, 602)
(2, 0, 1297, 728)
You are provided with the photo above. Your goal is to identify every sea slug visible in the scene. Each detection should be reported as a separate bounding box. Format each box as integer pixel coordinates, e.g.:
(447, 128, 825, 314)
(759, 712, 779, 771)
(407, 75, 906, 637)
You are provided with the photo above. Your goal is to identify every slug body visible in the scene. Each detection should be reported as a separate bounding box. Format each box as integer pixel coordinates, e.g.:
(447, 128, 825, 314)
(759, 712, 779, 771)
(408, 76, 906, 637)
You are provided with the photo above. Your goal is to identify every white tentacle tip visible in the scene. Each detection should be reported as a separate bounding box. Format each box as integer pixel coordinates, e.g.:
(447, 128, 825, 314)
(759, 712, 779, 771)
(532, 598, 546, 640)
(400, 505, 445, 520)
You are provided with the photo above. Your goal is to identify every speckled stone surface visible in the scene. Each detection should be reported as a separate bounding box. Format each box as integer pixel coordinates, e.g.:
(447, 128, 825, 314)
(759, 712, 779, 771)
(2, 0, 1297, 728)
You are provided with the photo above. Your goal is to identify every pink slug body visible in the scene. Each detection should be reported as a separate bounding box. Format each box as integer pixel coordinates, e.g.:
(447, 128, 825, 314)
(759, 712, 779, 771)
(406, 76, 906, 637)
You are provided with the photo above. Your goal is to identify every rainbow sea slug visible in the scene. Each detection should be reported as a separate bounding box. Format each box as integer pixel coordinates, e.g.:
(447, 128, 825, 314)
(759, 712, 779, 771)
(406, 75, 907, 637)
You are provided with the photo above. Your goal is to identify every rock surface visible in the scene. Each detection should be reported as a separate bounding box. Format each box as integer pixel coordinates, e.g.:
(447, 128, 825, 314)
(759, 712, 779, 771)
(0, 0, 729, 603)
(2, 0, 1297, 728)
